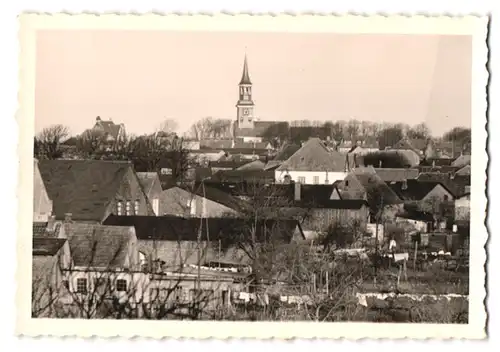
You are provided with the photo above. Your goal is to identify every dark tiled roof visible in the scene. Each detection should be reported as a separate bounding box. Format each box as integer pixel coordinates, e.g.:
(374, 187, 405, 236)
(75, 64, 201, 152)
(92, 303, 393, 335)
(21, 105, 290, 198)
(103, 215, 301, 243)
(420, 158, 454, 167)
(32, 237, 67, 256)
(277, 138, 346, 172)
(272, 143, 302, 161)
(416, 173, 470, 197)
(388, 180, 449, 201)
(352, 168, 402, 209)
(38, 160, 133, 221)
(374, 168, 419, 182)
(66, 223, 135, 269)
(396, 209, 434, 222)
(209, 170, 275, 183)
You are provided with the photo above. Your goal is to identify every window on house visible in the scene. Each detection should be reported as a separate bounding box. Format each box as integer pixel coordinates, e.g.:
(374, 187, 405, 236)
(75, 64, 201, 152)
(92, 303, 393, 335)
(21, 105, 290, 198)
(298, 176, 306, 184)
(345, 180, 349, 187)
(62, 280, 69, 291)
(117, 201, 123, 216)
(116, 279, 127, 292)
(134, 200, 140, 215)
(126, 201, 131, 216)
(313, 176, 319, 184)
(444, 195, 449, 201)
(76, 278, 87, 294)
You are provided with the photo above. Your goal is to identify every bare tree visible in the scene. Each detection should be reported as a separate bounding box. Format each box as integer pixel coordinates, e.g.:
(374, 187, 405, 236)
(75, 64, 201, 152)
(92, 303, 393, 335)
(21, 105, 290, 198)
(157, 118, 179, 135)
(407, 122, 431, 140)
(75, 129, 107, 159)
(34, 124, 70, 159)
(346, 119, 360, 142)
(187, 117, 232, 140)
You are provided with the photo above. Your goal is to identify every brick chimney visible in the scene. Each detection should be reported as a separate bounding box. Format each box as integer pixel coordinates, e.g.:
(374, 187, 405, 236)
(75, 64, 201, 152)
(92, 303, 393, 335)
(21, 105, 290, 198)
(64, 213, 73, 223)
(294, 182, 301, 201)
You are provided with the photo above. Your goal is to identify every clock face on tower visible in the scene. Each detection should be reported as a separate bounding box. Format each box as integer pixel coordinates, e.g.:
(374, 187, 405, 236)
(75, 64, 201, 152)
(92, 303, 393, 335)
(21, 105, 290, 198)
(243, 108, 249, 116)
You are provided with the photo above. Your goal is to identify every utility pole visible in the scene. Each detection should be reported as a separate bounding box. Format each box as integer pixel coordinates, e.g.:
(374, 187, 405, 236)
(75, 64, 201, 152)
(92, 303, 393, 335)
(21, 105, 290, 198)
(374, 193, 384, 285)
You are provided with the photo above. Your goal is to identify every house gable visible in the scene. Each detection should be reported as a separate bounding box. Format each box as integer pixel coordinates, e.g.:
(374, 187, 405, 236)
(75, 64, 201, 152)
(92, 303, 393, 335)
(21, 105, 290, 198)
(159, 186, 239, 218)
(421, 183, 454, 202)
(33, 159, 53, 222)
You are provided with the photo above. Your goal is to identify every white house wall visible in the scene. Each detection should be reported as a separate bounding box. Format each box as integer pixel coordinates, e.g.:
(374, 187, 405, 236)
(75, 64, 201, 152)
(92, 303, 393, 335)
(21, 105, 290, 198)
(274, 170, 347, 185)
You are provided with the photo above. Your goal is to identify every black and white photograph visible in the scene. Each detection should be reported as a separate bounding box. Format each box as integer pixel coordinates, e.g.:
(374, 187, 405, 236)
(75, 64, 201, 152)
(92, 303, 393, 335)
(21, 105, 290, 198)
(16, 14, 488, 339)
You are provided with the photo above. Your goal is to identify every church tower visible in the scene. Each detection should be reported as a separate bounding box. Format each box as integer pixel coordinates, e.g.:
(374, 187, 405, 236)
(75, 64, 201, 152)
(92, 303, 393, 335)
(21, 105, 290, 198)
(236, 54, 255, 129)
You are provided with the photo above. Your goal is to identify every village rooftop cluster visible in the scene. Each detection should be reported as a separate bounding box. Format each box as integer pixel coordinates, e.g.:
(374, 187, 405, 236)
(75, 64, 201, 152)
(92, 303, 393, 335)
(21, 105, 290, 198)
(32, 56, 471, 322)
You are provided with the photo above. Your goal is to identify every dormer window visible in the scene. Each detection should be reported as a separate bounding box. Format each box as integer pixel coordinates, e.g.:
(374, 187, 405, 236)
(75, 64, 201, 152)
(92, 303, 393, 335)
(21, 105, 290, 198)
(117, 201, 123, 216)
(134, 200, 140, 215)
(126, 201, 131, 216)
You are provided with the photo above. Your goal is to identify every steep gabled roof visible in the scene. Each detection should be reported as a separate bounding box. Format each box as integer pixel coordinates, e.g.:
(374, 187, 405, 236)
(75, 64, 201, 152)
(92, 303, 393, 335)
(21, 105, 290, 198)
(66, 223, 135, 269)
(190, 185, 249, 212)
(416, 172, 470, 197)
(388, 180, 452, 201)
(276, 138, 346, 172)
(351, 168, 402, 209)
(451, 154, 471, 168)
(456, 165, 471, 176)
(38, 160, 133, 221)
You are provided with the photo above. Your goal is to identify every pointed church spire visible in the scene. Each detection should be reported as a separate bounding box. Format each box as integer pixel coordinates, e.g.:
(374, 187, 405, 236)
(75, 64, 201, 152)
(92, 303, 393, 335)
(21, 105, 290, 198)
(239, 54, 252, 85)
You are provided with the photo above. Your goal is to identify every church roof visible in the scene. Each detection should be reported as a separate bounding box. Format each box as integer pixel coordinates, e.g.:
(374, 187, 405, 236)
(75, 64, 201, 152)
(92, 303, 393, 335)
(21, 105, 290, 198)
(239, 54, 252, 85)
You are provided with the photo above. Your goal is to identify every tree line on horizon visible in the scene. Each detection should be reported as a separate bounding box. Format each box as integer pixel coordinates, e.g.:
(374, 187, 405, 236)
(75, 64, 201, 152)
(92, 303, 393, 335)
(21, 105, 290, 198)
(33, 116, 471, 166)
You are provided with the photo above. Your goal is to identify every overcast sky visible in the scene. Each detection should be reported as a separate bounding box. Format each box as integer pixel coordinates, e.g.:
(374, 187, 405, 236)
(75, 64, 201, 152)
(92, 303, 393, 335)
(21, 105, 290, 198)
(35, 30, 471, 137)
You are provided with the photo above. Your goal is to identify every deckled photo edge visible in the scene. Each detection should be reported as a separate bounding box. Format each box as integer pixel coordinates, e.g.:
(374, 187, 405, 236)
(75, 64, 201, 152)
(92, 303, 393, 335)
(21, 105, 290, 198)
(16, 13, 488, 339)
